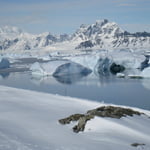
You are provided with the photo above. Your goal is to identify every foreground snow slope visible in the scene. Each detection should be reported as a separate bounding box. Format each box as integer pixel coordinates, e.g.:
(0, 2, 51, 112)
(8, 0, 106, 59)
(0, 86, 150, 150)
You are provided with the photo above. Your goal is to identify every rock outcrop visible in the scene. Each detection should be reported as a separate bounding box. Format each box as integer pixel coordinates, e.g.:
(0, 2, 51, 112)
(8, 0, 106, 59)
(59, 106, 143, 133)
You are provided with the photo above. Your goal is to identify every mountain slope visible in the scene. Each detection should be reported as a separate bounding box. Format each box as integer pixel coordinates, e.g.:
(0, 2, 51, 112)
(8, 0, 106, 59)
(73, 19, 150, 49)
(0, 26, 70, 51)
(0, 20, 150, 52)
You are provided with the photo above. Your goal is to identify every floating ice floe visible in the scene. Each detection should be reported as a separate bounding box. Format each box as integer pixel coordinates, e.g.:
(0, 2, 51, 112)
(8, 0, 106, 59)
(116, 73, 125, 78)
(128, 74, 143, 79)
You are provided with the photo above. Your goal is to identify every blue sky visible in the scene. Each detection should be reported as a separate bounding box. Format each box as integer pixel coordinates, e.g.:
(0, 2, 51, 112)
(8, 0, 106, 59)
(0, 0, 150, 34)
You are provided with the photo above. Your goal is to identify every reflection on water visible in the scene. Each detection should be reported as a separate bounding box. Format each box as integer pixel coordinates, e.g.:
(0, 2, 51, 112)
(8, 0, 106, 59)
(0, 72, 10, 78)
(54, 74, 87, 84)
(0, 71, 150, 110)
(142, 79, 150, 91)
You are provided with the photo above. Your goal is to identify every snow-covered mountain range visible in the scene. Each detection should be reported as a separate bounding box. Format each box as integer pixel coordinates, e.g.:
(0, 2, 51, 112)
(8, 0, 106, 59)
(0, 19, 150, 51)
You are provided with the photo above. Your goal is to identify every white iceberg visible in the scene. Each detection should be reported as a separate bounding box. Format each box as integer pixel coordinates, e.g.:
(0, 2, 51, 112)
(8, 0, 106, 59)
(68, 53, 101, 71)
(30, 60, 69, 76)
(30, 60, 92, 77)
(67, 50, 145, 77)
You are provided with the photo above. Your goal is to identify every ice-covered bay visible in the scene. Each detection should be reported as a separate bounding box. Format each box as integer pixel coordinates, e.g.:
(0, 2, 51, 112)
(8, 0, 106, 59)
(0, 86, 150, 150)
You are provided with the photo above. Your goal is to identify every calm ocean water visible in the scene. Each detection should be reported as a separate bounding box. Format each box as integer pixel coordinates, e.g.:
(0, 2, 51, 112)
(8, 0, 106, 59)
(0, 70, 150, 110)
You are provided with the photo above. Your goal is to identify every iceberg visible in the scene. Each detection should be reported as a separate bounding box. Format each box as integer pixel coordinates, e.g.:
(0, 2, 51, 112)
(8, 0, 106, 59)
(53, 62, 92, 77)
(0, 58, 10, 69)
(30, 60, 92, 77)
(66, 50, 145, 77)
(95, 57, 112, 76)
(53, 62, 92, 84)
(109, 51, 145, 69)
(30, 60, 69, 76)
(68, 53, 100, 71)
(127, 67, 150, 79)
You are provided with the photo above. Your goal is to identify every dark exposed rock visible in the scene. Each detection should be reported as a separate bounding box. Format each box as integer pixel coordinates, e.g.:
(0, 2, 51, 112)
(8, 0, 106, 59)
(59, 106, 143, 133)
(73, 115, 94, 133)
(87, 106, 141, 119)
(119, 31, 150, 37)
(75, 40, 94, 49)
(110, 63, 125, 74)
(59, 114, 85, 124)
(131, 143, 145, 147)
